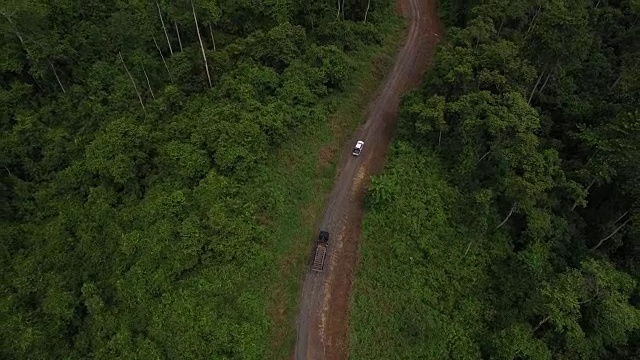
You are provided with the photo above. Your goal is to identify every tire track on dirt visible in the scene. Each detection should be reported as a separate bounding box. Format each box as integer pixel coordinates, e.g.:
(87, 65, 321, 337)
(294, 1, 442, 359)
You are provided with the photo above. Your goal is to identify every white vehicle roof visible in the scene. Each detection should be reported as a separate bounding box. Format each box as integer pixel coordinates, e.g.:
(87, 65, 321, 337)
(355, 140, 364, 147)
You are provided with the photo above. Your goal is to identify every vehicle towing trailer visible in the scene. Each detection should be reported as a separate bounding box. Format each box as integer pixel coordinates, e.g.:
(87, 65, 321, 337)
(311, 231, 329, 272)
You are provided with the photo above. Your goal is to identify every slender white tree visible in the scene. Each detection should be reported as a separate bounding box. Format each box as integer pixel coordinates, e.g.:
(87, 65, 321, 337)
(48, 60, 66, 93)
(496, 203, 517, 229)
(118, 52, 145, 114)
(591, 212, 631, 250)
(152, 35, 172, 81)
(141, 63, 155, 100)
(364, 0, 371, 23)
(175, 21, 183, 51)
(191, 0, 212, 88)
(156, 1, 173, 56)
(528, 71, 544, 104)
(209, 23, 216, 51)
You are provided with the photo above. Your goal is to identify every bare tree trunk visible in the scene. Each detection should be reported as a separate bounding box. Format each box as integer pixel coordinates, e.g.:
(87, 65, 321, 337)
(496, 203, 517, 229)
(153, 36, 173, 81)
(341, 0, 345, 20)
(591, 215, 631, 250)
(527, 5, 542, 33)
(578, 290, 600, 305)
(48, 60, 66, 93)
(571, 179, 595, 211)
(175, 22, 183, 51)
(528, 71, 544, 104)
(118, 52, 145, 114)
(191, 0, 212, 88)
(463, 241, 473, 257)
(209, 23, 216, 51)
(3, 165, 12, 177)
(364, 0, 371, 23)
(1, 14, 45, 91)
(142, 63, 155, 100)
(498, 16, 506, 33)
(336, 0, 341, 20)
(156, 1, 173, 56)
(476, 150, 491, 164)
(3, 11, 40, 90)
(613, 211, 630, 225)
(595, 0, 601, 8)
(438, 130, 442, 147)
(533, 315, 551, 332)
(585, 149, 599, 166)
(13, 30, 31, 57)
(538, 70, 553, 96)
(1, 14, 33, 58)
(609, 72, 622, 91)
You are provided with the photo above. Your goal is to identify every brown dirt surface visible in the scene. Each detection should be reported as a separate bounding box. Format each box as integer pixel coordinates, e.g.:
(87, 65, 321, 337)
(294, 0, 442, 359)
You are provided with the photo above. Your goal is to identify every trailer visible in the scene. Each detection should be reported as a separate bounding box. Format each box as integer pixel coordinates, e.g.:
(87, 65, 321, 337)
(311, 231, 329, 272)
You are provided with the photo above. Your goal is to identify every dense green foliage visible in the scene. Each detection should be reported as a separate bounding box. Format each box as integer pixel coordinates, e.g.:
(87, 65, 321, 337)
(0, 0, 396, 358)
(351, 0, 640, 358)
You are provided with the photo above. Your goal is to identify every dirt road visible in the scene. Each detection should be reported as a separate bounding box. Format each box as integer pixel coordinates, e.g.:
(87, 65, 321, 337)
(294, 0, 441, 359)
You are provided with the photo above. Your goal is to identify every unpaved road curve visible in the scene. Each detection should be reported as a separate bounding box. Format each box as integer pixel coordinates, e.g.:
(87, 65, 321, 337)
(294, 1, 441, 359)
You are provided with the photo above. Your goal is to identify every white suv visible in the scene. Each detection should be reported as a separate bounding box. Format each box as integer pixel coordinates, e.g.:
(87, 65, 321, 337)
(352, 140, 364, 156)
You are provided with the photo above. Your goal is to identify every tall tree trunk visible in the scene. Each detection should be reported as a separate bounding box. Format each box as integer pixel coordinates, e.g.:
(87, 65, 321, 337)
(527, 5, 542, 33)
(571, 179, 595, 211)
(156, 1, 173, 56)
(538, 69, 553, 96)
(364, 0, 371, 23)
(336, 0, 341, 20)
(142, 63, 155, 100)
(341, 0, 346, 20)
(1, 14, 32, 58)
(533, 315, 551, 332)
(191, 0, 212, 88)
(591, 214, 631, 250)
(476, 150, 491, 164)
(48, 60, 66, 93)
(3, 165, 13, 177)
(153, 35, 172, 81)
(13, 30, 31, 57)
(175, 22, 183, 51)
(2, 15, 45, 91)
(438, 130, 442, 147)
(609, 72, 622, 91)
(528, 71, 544, 104)
(612, 211, 629, 225)
(498, 16, 506, 33)
(496, 203, 517, 229)
(209, 24, 216, 51)
(118, 52, 145, 114)
(463, 241, 473, 257)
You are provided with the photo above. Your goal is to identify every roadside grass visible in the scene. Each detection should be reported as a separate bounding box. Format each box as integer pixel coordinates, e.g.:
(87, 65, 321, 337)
(347, 144, 506, 359)
(253, 13, 407, 359)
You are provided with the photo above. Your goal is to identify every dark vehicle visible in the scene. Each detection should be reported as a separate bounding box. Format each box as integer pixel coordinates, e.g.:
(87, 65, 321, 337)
(311, 231, 329, 272)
